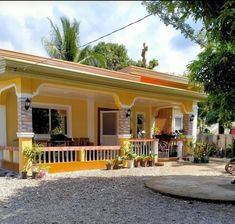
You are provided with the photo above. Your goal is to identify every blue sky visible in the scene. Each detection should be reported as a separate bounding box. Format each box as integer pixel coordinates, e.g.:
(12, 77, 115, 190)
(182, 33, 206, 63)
(0, 1, 202, 74)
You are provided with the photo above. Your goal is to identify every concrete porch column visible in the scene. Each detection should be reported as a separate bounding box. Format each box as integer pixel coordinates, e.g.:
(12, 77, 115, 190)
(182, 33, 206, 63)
(17, 94, 34, 172)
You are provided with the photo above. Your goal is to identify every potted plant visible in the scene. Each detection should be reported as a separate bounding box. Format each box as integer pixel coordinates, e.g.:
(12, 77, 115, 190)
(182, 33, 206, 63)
(22, 143, 43, 179)
(121, 141, 136, 168)
(148, 154, 156, 167)
(105, 160, 113, 170)
(134, 156, 141, 167)
(140, 155, 148, 167)
(113, 156, 122, 169)
(152, 127, 160, 138)
(38, 165, 51, 178)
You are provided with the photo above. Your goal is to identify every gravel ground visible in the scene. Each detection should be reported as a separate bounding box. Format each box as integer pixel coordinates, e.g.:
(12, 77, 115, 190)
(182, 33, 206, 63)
(0, 160, 234, 224)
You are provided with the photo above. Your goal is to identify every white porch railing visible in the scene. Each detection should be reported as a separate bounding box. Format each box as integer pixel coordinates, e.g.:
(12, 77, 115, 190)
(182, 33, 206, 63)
(35, 146, 120, 164)
(0, 146, 19, 163)
(129, 138, 184, 159)
(129, 139, 155, 156)
(84, 146, 120, 161)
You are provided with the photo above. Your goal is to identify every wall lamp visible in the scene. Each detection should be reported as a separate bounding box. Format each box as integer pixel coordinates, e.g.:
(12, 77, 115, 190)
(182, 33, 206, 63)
(25, 98, 31, 110)
(126, 108, 131, 118)
(190, 114, 195, 122)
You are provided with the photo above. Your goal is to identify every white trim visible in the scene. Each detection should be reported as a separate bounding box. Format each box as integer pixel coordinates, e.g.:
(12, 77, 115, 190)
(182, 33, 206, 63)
(118, 134, 132, 139)
(0, 83, 18, 95)
(120, 104, 132, 109)
(17, 93, 33, 98)
(31, 102, 72, 138)
(17, 132, 34, 138)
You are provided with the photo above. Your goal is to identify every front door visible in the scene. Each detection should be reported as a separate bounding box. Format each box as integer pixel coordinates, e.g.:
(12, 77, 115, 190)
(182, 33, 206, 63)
(100, 111, 118, 145)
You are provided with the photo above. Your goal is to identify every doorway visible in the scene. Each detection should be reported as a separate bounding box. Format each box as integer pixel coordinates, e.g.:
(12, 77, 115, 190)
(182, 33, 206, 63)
(100, 110, 118, 145)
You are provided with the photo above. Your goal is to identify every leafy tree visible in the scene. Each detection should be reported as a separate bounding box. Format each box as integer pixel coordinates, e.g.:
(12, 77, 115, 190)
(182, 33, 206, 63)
(92, 42, 159, 71)
(42, 17, 106, 67)
(93, 42, 132, 70)
(143, 0, 235, 128)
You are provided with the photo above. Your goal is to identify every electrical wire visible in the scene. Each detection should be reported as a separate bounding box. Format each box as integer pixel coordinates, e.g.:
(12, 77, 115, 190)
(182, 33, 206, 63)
(22, 13, 153, 71)
(79, 13, 152, 48)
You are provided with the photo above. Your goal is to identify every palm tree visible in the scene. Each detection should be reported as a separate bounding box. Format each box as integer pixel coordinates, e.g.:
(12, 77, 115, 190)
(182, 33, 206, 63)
(42, 16, 106, 67)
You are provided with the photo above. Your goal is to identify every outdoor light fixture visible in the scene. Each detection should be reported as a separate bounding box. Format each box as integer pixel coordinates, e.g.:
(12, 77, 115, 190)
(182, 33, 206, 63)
(190, 114, 195, 122)
(25, 98, 31, 110)
(126, 108, 131, 118)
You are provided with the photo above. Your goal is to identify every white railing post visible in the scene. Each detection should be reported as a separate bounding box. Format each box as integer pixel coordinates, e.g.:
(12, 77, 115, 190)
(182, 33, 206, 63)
(177, 140, 184, 161)
(153, 139, 159, 163)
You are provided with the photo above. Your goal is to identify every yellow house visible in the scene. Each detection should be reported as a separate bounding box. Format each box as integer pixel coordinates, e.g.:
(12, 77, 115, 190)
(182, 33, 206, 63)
(0, 49, 206, 173)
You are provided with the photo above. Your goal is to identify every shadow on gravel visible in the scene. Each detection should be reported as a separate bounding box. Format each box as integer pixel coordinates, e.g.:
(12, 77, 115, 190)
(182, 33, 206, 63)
(1, 172, 235, 224)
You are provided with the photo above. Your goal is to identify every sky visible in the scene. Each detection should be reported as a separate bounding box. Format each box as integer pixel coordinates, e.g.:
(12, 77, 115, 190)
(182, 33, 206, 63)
(0, 1, 203, 75)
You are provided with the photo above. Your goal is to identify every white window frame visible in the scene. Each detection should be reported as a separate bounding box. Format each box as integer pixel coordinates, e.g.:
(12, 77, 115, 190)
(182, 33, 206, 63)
(173, 115, 183, 132)
(32, 103, 71, 140)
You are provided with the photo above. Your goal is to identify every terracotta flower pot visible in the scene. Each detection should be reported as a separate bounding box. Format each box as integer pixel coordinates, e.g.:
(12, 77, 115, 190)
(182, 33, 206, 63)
(21, 171, 27, 179)
(106, 164, 113, 170)
(32, 171, 38, 179)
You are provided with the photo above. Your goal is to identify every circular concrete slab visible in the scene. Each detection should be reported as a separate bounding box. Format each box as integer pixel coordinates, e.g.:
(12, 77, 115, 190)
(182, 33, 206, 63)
(145, 175, 235, 203)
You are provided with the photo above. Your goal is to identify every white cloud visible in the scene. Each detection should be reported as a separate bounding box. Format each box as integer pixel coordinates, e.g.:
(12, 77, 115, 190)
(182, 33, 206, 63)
(0, 1, 202, 74)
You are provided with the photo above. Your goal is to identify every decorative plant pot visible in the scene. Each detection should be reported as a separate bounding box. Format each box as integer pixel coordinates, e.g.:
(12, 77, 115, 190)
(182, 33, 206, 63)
(113, 164, 120, 169)
(193, 157, 200, 163)
(141, 160, 148, 167)
(122, 160, 128, 168)
(148, 160, 154, 167)
(32, 171, 38, 179)
(106, 164, 113, 170)
(134, 160, 141, 167)
(127, 160, 134, 168)
(21, 171, 28, 179)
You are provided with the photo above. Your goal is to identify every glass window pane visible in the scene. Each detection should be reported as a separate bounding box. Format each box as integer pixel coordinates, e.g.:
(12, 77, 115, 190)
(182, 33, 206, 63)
(51, 109, 67, 135)
(103, 112, 117, 135)
(175, 117, 182, 131)
(32, 108, 49, 134)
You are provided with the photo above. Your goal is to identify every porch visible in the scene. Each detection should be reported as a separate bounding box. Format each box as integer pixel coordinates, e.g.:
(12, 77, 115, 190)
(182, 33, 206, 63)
(0, 138, 187, 173)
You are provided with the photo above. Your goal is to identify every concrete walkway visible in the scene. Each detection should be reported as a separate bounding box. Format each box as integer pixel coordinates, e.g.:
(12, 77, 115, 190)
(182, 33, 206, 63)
(145, 159, 235, 204)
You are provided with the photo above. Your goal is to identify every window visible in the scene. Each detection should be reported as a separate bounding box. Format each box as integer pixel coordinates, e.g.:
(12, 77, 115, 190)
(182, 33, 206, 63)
(136, 113, 145, 138)
(174, 117, 183, 132)
(32, 107, 67, 135)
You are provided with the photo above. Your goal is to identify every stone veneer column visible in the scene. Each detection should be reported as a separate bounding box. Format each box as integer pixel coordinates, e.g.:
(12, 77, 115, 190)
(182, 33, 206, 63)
(183, 113, 193, 136)
(118, 107, 131, 136)
(118, 107, 131, 155)
(16, 95, 34, 173)
(17, 95, 33, 132)
(183, 113, 195, 158)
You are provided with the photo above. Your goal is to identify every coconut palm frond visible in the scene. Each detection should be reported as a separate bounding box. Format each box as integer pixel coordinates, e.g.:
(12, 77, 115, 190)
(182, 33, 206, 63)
(43, 16, 107, 66)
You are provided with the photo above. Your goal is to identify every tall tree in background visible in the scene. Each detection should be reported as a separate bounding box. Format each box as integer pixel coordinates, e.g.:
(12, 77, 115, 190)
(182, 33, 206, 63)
(93, 42, 132, 71)
(92, 42, 159, 71)
(42, 17, 106, 67)
(143, 0, 235, 130)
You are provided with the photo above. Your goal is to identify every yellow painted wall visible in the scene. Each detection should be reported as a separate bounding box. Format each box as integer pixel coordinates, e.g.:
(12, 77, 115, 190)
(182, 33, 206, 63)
(5, 89, 18, 146)
(131, 104, 151, 138)
(155, 108, 172, 134)
(33, 95, 88, 138)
